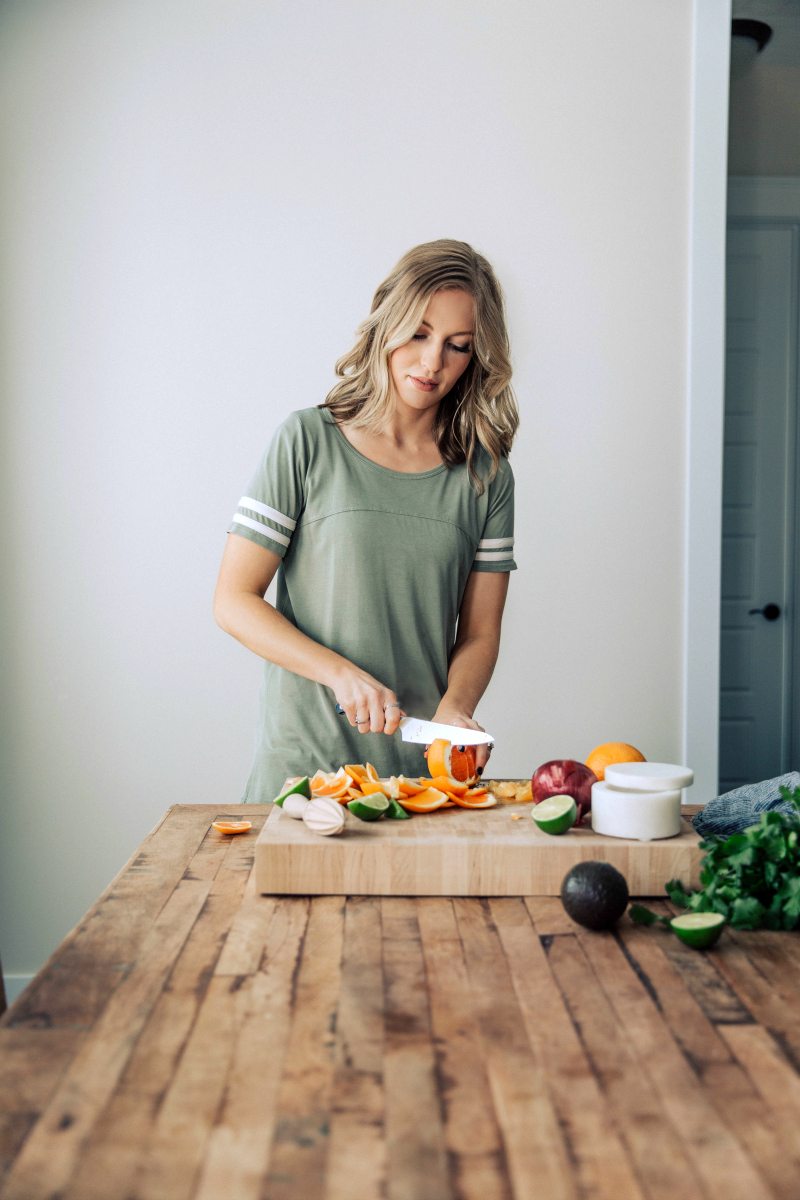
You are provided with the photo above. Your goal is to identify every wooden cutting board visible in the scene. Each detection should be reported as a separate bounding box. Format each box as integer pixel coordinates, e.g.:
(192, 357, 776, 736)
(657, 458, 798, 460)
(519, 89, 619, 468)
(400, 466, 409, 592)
(254, 787, 703, 897)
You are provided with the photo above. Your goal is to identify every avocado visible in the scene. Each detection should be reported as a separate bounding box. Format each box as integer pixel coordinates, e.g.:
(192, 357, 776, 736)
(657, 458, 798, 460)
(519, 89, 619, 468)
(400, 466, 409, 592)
(560, 861, 629, 930)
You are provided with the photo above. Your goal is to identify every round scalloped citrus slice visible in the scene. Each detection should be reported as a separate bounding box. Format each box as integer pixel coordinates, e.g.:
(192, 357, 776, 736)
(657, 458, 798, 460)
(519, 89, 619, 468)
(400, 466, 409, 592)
(426, 739, 478, 785)
(398, 786, 451, 813)
(212, 819, 252, 835)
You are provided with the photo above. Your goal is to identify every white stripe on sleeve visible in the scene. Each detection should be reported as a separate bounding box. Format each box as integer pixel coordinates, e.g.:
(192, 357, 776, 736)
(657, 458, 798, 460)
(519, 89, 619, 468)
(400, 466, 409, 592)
(232, 514, 291, 547)
(239, 497, 297, 532)
(474, 549, 514, 561)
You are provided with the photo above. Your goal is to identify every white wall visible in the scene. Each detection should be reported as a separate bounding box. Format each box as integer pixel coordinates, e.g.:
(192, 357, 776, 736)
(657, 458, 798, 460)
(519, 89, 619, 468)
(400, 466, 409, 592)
(1, 0, 707, 983)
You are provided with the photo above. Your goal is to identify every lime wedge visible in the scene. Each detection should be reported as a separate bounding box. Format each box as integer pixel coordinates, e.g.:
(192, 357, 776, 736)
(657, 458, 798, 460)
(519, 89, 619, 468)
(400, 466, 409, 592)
(347, 795, 390, 821)
(385, 796, 412, 820)
(532, 794, 578, 835)
(273, 776, 311, 806)
(670, 912, 725, 949)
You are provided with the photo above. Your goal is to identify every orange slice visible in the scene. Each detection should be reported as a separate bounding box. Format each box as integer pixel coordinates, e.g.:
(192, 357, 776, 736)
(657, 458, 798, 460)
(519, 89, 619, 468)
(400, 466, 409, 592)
(395, 775, 425, 796)
(419, 774, 469, 797)
(426, 739, 478, 785)
(345, 764, 372, 785)
(310, 768, 353, 798)
(212, 819, 252, 835)
(398, 786, 450, 813)
(448, 790, 497, 809)
(360, 779, 390, 797)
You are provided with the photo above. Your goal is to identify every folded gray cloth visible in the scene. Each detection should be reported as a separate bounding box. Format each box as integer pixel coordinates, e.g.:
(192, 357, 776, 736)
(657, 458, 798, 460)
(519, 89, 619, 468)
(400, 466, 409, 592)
(693, 771, 800, 838)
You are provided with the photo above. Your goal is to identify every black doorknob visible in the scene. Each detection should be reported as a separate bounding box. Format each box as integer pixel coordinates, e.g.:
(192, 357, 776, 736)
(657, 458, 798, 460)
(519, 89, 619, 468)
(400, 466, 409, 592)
(748, 603, 781, 621)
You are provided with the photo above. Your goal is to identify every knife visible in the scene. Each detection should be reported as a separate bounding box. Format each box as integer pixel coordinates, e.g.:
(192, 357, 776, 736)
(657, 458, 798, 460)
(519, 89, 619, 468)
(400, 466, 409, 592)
(335, 705, 493, 746)
(398, 717, 494, 746)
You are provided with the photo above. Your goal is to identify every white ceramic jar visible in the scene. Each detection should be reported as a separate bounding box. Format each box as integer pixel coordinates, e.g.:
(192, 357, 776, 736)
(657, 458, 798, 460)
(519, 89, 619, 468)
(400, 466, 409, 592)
(591, 762, 694, 841)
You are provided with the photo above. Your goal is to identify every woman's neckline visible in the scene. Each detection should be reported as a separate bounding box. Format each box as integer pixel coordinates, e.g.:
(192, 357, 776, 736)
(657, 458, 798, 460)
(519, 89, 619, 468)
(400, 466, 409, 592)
(321, 409, 448, 478)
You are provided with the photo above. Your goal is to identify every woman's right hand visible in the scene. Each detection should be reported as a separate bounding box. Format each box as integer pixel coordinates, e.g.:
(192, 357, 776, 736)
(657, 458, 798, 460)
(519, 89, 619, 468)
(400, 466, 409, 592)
(333, 668, 405, 736)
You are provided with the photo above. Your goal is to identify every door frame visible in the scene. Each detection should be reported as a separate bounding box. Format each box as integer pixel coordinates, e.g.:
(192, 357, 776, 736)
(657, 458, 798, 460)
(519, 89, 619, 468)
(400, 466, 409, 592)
(725, 178, 800, 776)
(684, 0, 732, 801)
(685, 0, 800, 794)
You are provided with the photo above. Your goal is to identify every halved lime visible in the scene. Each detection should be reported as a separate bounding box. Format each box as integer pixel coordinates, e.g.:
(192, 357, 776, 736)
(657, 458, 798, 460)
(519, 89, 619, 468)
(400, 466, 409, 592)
(385, 796, 412, 820)
(273, 776, 311, 806)
(532, 794, 578, 835)
(670, 912, 725, 949)
(347, 795, 390, 821)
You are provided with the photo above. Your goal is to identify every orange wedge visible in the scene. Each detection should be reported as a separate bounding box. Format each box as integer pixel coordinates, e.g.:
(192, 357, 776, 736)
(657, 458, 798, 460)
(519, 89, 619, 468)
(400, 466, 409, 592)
(448, 790, 496, 809)
(398, 786, 450, 813)
(310, 768, 353, 798)
(395, 775, 425, 796)
(426, 739, 478, 786)
(360, 779, 390, 797)
(419, 774, 469, 797)
(212, 819, 252, 835)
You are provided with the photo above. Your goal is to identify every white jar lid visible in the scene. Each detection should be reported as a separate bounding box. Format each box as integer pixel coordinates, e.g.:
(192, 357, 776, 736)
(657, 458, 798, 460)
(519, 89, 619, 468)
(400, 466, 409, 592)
(604, 762, 694, 792)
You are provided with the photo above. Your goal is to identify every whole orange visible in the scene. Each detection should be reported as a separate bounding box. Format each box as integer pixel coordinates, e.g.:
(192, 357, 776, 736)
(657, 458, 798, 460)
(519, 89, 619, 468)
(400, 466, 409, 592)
(585, 741, 646, 781)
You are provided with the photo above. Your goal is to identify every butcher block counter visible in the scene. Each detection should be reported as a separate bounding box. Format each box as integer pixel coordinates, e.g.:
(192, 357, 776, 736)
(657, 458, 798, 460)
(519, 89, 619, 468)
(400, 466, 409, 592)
(2, 799, 800, 1200)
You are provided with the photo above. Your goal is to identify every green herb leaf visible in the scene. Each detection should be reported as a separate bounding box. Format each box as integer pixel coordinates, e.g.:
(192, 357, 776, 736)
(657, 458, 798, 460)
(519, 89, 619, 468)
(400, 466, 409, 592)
(628, 904, 670, 927)
(655, 786, 800, 932)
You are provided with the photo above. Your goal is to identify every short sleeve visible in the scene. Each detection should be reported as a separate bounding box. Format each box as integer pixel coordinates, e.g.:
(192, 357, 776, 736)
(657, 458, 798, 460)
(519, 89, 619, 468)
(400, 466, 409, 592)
(473, 457, 517, 572)
(228, 413, 309, 558)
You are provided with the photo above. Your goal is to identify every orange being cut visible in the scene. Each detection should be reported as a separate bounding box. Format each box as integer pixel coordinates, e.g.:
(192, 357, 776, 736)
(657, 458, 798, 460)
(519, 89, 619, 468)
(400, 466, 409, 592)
(425, 739, 478, 786)
(212, 819, 252, 835)
(585, 741, 646, 782)
(398, 786, 451, 813)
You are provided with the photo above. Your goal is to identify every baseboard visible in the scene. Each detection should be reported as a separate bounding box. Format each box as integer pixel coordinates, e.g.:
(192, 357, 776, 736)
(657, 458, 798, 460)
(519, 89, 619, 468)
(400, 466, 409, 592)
(2, 973, 35, 1009)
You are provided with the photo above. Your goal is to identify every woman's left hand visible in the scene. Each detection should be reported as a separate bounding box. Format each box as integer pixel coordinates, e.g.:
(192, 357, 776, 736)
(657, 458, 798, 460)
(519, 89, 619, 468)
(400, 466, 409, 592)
(428, 707, 493, 776)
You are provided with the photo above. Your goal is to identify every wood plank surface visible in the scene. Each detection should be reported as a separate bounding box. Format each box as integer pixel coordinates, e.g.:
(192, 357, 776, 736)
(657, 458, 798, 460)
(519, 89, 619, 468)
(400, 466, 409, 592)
(2, 802, 800, 1200)
(255, 793, 702, 896)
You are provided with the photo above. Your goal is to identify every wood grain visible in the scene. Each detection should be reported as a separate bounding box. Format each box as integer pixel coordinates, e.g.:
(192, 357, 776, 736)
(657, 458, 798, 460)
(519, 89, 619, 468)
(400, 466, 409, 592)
(1, 802, 799, 1200)
(255, 793, 702, 896)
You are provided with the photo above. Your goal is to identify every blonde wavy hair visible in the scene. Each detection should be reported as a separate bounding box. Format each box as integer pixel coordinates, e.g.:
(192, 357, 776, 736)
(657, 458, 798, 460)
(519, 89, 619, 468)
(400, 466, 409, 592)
(321, 239, 518, 493)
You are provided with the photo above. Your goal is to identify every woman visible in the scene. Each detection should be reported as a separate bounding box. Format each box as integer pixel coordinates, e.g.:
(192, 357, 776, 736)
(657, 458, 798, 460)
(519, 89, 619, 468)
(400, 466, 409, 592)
(214, 239, 519, 802)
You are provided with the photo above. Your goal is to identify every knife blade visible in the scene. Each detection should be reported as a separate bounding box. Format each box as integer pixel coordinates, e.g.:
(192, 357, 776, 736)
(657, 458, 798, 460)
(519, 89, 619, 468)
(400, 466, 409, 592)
(334, 705, 493, 746)
(399, 717, 494, 746)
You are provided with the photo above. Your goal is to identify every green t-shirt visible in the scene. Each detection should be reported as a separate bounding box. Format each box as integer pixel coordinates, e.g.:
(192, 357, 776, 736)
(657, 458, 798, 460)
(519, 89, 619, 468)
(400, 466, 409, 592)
(228, 405, 516, 802)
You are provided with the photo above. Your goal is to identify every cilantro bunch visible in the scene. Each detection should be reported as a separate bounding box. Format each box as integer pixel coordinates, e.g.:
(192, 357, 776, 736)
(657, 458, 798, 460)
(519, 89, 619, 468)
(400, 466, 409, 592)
(663, 785, 800, 931)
